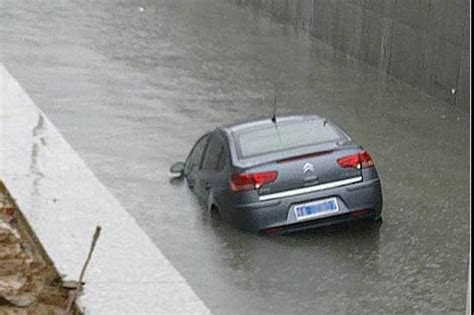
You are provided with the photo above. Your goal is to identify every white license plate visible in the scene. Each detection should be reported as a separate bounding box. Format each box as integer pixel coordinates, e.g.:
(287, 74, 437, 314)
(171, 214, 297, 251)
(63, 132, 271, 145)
(294, 198, 339, 221)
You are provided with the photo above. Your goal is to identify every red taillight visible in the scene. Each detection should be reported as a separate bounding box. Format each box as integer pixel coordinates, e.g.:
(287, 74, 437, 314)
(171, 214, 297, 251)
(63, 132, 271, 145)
(262, 226, 285, 235)
(350, 209, 369, 218)
(337, 154, 361, 169)
(230, 171, 278, 192)
(359, 151, 374, 168)
(337, 150, 374, 169)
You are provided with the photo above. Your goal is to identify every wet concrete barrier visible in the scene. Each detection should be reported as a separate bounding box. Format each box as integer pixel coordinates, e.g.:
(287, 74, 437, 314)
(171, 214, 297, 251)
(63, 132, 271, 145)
(0, 63, 210, 314)
(468, 249, 471, 314)
(233, 0, 470, 112)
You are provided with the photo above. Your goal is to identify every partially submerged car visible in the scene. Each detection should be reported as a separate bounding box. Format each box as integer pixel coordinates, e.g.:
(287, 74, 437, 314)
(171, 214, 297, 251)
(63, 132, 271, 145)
(170, 115, 382, 234)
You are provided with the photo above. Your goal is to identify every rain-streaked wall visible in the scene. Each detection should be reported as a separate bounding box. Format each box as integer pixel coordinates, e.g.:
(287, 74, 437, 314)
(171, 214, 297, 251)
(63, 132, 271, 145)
(235, 0, 470, 112)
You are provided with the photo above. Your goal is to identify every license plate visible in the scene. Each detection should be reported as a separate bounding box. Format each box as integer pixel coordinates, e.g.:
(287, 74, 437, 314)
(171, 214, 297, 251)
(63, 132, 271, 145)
(294, 198, 339, 221)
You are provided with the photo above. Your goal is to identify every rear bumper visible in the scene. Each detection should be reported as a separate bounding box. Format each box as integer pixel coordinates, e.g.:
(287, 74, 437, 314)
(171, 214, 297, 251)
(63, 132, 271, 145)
(219, 177, 382, 232)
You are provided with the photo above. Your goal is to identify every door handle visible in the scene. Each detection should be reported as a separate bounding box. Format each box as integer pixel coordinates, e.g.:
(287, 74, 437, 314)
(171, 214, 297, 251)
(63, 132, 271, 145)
(205, 182, 211, 190)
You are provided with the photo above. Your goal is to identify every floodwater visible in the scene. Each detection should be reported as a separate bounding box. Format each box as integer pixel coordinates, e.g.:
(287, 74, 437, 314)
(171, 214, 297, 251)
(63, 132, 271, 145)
(0, 0, 469, 313)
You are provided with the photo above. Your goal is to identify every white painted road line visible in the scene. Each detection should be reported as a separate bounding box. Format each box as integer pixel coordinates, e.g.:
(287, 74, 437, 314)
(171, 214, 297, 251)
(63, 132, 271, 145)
(0, 63, 210, 314)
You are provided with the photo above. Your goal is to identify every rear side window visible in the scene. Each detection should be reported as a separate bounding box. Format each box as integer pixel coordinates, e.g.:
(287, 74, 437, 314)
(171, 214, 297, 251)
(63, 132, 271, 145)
(235, 120, 343, 159)
(202, 134, 225, 171)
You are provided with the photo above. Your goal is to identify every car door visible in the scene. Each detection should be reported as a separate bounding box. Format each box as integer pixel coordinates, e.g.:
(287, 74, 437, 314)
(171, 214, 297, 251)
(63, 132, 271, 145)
(198, 133, 228, 204)
(185, 134, 210, 193)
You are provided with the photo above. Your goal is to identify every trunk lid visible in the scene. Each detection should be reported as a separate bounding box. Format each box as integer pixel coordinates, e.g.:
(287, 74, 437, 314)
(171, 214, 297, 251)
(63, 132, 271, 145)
(247, 145, 362, 198)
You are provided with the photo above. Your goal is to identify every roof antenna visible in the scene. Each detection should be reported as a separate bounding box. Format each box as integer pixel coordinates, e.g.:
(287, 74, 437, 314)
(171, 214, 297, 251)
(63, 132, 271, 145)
(271, 91, 282, 148)
(271, 92, 277, 124)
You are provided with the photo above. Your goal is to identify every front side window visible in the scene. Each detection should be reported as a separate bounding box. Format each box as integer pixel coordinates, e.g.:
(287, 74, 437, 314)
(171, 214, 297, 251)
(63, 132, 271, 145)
(185, 135, 209, 174)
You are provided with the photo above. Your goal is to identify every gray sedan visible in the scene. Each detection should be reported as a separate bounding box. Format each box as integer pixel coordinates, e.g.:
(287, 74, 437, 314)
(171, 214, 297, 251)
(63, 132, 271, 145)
(170, 115, 383, 234)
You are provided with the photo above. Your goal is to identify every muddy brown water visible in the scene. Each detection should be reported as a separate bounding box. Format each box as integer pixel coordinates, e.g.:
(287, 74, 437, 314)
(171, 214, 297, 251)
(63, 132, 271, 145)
(0, 0, 470, 313)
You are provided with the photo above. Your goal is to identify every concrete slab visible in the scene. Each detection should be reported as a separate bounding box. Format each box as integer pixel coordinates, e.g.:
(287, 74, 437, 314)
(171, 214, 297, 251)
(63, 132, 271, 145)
(428, 0, 466, 45)
(361, 8, 383, 67)
(457, 48, 471, 112)
(392, 0, 430, 30)
(0, 63, 210, 314)
(422, 33, 463, 104)
(388, 22, 425, 87)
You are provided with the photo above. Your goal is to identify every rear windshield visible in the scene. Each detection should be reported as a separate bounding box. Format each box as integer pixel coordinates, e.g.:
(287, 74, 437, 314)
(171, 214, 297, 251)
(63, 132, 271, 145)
(234, 120, 344, 159)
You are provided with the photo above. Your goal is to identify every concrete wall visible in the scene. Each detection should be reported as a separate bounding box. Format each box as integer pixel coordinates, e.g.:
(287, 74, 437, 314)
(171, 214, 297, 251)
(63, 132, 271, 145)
(234, 0, 470, 112)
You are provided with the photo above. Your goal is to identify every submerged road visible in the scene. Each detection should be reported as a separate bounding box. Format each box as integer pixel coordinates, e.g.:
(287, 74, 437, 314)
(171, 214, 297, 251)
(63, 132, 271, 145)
(0, 0, 470, 313)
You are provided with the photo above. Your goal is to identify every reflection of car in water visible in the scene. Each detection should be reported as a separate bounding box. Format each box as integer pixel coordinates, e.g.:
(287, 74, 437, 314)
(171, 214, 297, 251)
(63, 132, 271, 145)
(170, 115, 382, 234)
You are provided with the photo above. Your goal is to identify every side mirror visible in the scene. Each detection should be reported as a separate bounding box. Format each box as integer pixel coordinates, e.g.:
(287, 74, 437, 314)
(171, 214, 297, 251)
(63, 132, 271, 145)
(169, 162, 185, 178)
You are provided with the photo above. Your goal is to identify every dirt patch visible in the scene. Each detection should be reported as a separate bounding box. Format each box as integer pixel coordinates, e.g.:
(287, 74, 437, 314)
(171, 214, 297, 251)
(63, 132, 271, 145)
(0, 182, 81, 314)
